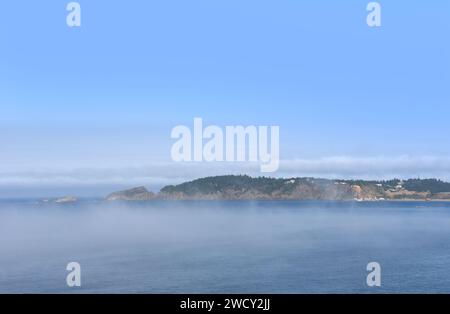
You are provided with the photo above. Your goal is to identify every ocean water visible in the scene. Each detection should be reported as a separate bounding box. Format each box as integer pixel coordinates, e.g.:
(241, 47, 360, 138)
(1, 200, 450, 293)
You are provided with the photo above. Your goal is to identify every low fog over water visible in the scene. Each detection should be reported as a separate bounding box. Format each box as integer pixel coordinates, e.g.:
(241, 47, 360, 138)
(1, 200, 450, 293)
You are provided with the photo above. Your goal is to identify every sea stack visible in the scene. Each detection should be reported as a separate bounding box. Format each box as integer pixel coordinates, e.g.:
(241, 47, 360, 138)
(106, 186, 156, 201)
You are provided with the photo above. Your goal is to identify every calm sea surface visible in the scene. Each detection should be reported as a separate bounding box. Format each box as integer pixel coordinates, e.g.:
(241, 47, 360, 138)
(1, 200, 450, 293)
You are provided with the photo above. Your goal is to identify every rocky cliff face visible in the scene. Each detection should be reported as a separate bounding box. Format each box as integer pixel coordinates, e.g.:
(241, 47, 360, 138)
(158, 179, 382, 201)
(106, 186, 155, 201)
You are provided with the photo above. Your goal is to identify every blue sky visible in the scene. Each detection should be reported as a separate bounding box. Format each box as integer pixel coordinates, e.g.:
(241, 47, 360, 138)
(1, 1, 449, 196)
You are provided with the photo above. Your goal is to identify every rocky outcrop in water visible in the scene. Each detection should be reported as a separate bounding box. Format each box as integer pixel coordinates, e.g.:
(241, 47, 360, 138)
(106, 186, 156, 201)
(39, 196, 78, 204)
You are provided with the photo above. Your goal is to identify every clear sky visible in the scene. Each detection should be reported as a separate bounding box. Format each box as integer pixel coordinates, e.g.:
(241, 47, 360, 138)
(1, 1, 449, 197)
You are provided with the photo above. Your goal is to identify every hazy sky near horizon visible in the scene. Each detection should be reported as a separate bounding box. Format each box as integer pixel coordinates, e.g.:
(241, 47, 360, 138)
(1, 1, 449, 196)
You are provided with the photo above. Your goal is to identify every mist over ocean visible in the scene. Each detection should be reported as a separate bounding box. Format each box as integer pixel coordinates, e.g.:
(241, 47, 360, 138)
(1, 200, 450, 293)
